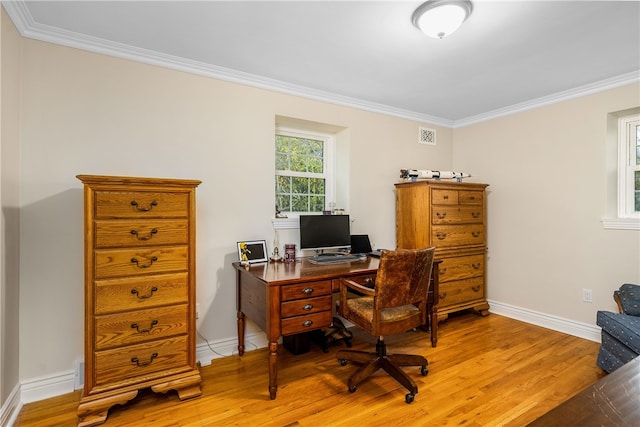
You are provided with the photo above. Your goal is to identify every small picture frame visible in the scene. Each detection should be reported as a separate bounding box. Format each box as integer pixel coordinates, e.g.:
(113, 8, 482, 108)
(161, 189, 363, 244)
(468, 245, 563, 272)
(237, 240, 268, 264)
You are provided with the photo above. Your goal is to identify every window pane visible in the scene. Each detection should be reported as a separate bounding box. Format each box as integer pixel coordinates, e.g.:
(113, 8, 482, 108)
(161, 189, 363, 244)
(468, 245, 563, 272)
(276, 175, 291, 193)
(309, 178, 325, 195)
(276, 194, 290, 212)
(635, 170, 640, 212)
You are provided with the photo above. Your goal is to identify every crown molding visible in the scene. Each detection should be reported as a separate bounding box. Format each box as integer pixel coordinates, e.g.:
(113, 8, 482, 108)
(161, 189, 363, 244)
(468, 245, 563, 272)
(4, 1, 638, 130)
(455, 70, 640, 128)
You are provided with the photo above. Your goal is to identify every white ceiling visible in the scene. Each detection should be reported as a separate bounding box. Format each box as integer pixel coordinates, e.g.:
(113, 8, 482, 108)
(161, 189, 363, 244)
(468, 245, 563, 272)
(5, 1, 640, 127)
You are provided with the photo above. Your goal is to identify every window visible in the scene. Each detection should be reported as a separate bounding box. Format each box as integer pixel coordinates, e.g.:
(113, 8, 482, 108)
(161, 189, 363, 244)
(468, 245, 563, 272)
(275, 128, 335, 214)
(618, 114, 640, 218)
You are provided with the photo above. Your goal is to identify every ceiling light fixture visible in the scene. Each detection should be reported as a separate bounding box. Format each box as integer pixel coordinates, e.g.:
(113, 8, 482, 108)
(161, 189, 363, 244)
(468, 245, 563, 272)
(412, 0, 473, 39)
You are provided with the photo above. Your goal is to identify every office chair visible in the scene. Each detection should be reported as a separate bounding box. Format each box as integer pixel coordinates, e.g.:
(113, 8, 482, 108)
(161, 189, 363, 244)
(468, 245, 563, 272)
(336, 247, 436, 403)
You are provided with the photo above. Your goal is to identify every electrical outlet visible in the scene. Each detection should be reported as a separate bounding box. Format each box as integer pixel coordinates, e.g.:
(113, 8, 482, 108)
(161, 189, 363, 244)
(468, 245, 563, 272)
(583, 289, 593, 303)
(196, 303, 200, 319)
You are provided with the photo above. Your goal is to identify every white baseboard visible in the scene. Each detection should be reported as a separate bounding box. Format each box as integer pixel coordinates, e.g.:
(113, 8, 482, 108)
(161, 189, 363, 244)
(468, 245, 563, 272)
(9, 304, 600, 408)
(487, 299, 601, 343)
(0, 383, 22, 427)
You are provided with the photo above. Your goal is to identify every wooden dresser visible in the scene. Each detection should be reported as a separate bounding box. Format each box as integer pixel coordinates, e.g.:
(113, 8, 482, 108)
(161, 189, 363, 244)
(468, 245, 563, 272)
(76, 175, 201, 427)
(395, 180, 489, 322)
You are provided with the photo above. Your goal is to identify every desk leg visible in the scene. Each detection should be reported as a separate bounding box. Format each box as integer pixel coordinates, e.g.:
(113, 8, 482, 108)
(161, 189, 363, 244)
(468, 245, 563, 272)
(237, 311, 245, 356)
(268, 341, 278, 400)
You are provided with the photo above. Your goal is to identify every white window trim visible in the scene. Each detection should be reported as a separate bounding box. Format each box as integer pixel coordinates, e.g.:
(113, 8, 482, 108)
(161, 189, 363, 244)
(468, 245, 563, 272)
(603, 113, 640, 230)
(275, 126, 336, 218)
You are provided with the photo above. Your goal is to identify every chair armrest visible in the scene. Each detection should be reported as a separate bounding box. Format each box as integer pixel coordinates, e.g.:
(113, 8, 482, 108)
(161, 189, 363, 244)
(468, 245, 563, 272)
(340, 278, 375, 296)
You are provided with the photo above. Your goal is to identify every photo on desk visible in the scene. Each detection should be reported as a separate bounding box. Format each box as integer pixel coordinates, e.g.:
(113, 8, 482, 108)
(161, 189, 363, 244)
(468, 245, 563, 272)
(237, 240, 268, 264)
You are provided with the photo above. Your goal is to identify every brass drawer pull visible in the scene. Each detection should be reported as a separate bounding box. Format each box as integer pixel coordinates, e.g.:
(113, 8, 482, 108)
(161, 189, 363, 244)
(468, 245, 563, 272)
(439, 292, 447, 300)
(436, 212, 447, 219)
(130, 228, 158, 241)
(131, 286, 158, 299)
(131, 256, 158, 268)
(303, 320, 313, 327)
(303, 304, 313, 311)
(436, 233, 447, 240)
(131, 320, 158, 334)
(472, 212, 481, 218)
(471, 232, 481, 238)
(472, 263, 481, 269)
(443, 195, 449, 200)
(439, 267, 447, 274)
(130, 200, 158, 212)
(131, 352, 158, 367)
(472, 286, 481, 292)
(302, 288, 314, 295)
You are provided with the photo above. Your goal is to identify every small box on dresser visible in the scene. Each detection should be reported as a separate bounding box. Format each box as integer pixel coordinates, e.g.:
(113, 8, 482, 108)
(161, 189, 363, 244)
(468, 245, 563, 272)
(76, 175, 202, 427)
(395, 180, 489, 323)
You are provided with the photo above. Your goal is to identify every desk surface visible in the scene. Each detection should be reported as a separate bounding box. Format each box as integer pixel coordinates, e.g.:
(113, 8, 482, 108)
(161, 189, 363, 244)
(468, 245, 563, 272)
(528, 357, 640, 426)
(237, 257, 380, 285)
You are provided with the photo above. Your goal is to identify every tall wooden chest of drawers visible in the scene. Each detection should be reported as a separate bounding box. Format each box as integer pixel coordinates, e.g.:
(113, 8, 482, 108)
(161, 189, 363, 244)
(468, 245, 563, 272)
(76, 175, 202, 427)
(395, 180, 489, 322)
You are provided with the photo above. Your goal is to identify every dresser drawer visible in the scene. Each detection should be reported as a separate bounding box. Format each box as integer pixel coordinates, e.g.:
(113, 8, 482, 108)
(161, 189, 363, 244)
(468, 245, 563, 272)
(438, 254, 484, 283)
(94, 336, 189, 387)
(431, 189, 458, 205)
(280, 280, 332, 301)
(94, 191, 189, 219)
(281, 295, 332, 318)
(95, 246, 188, 279)
(95, 273, 188, 314)
(281, 311, 332, 335)
(439, 277, 485, 306)
(95, 219, 188, 248)
(95, 304, 188, 350)
(459, 190, 483, 205)
(432, 224, 485, 247)
(431, 206, 483, 225)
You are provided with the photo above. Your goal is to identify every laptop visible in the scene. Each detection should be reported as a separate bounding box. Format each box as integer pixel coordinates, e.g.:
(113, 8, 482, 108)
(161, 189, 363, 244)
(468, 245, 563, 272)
(350, 234, 385, 258)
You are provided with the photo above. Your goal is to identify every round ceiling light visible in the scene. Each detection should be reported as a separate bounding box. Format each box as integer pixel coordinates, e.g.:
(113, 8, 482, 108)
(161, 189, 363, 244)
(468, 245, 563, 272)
(412, 0, 473, 39)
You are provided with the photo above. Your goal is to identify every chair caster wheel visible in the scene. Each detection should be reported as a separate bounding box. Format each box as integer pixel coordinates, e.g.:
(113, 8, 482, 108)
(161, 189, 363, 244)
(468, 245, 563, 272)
(349, 385, 357, 393)
(339, 359, 348, 366)
(405, 393, 415, 404)
(421, 365, 428, 376)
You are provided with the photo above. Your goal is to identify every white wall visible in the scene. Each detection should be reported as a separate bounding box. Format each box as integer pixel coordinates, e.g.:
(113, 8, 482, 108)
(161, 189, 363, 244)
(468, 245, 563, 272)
(1, 6, 22, 421)
(453, 84, 640, 324)
(17, 37, 453, 385)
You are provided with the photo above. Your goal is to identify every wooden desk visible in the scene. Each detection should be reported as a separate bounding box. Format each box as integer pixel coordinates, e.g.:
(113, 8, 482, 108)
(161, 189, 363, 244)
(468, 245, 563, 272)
(234, 257, 440, 400)
(528, 356, 640, 426)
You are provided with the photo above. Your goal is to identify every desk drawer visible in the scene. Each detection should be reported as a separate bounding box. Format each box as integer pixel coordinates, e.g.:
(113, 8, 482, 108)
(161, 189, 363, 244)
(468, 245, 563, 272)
(281, 295, 332, 317)
(281, 280, 332, 301)
(281, 311, 332, 335)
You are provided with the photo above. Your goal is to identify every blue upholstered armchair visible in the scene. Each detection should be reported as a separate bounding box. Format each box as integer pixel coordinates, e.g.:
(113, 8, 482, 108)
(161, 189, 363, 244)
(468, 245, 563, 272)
(596, 283, 640, 373)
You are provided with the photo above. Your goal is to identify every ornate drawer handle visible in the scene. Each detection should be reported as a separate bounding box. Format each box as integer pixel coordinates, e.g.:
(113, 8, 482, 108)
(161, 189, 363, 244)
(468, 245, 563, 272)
(303, 304, 313, 311)
(443, 195, 449, 200)
(131, 319, 158, 333)
(472, 232, 481, 238)
(439, 268, 447, 274)
(130, 200, 158, 212)
(302, 288, 314, 294)
(131, 256, 158, 268)
(436, 212, 447, 219)
(472, 212, 481, 218)
(471, 263, 481, 269)
(131, 352, 158, 367)
(436, 233, 447, 240)
(469, 196, 476, 200)
(130, 228, 158, 241)
(131, 286, 158, 299)
(472, 286, 481, 292)
(303, 320, 313, 327)
(439, 292, 447, 300)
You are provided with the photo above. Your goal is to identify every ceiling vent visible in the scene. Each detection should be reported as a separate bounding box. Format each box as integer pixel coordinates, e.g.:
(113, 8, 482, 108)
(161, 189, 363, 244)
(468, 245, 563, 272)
(418, 127, 436, 145)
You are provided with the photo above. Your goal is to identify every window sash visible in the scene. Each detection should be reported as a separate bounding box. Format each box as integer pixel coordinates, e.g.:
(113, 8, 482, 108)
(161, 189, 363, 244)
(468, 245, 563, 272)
(618, 115, 640, 218)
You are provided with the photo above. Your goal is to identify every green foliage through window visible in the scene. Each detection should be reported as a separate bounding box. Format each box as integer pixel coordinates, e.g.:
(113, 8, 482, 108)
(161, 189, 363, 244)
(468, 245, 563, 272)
(276, 134, 327, 213)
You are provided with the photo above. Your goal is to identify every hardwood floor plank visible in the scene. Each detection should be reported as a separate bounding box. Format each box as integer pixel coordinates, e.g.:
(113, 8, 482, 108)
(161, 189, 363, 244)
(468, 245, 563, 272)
(15, 313, 605, 426)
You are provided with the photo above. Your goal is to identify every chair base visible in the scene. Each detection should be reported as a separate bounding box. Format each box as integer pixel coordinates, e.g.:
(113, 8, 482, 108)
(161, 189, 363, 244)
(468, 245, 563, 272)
(336, 337, 428, 403)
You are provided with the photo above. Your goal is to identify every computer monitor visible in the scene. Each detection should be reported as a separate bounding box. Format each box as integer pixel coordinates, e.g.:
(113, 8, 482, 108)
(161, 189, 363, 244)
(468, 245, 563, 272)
(299, 215, 351, 253)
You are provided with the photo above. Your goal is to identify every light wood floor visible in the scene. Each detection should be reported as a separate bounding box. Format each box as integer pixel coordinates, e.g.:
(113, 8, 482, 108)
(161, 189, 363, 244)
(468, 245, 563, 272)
(15, 313, 605, 427)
